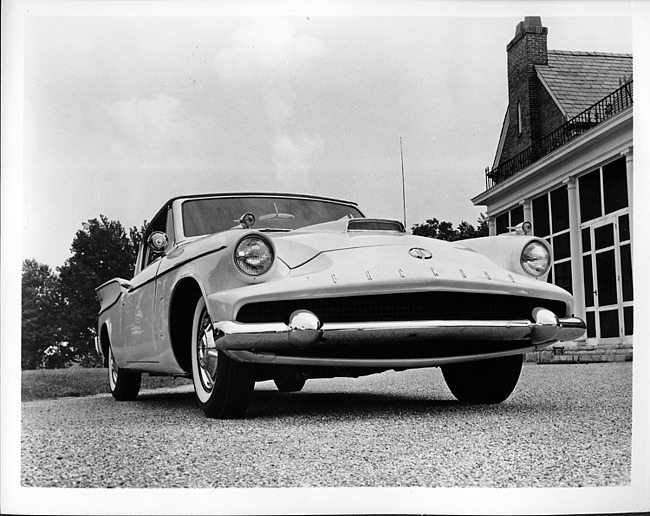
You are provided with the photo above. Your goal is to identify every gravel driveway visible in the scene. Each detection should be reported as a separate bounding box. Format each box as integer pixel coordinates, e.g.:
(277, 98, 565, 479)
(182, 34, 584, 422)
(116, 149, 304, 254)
(21, 362, 632, 489)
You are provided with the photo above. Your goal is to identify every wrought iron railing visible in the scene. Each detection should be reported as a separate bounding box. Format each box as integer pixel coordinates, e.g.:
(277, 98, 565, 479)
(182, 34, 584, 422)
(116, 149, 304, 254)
(485, 80, 633, 190)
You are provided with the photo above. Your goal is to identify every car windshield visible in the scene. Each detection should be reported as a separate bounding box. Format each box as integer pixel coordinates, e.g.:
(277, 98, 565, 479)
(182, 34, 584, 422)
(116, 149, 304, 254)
(181, 196, 364, 237)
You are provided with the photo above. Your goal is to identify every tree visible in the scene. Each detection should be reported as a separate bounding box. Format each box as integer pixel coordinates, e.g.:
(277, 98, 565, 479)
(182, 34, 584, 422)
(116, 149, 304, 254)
(411, 214, 489, 242)
(57, 215, 142, 364)
(21, 259, 66, 369)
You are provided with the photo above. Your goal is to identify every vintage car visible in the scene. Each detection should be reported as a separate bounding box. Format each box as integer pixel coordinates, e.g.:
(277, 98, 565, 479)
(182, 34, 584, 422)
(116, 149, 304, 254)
(95, 192, 586, 418)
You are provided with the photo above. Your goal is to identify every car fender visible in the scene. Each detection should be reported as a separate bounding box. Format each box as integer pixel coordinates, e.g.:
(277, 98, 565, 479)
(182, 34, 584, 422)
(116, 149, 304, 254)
(459, 235, 552, 280)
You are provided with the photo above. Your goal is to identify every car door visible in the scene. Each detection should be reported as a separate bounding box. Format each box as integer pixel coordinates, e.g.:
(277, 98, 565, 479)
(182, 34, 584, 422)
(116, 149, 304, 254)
(121, 260, 161, 364)
(120, 208, 171, 364)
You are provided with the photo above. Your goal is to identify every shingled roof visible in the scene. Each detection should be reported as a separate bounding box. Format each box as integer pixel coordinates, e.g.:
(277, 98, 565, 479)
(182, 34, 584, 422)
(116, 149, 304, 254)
(536, 50, 633, 119)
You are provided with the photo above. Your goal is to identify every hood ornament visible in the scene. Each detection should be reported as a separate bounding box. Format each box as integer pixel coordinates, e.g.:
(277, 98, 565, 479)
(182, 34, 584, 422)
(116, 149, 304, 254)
(409, 248, 432, 259)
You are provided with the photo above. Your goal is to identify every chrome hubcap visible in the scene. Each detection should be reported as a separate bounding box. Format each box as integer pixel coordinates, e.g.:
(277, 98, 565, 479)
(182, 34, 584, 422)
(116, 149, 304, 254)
(197, 310, 217, 392)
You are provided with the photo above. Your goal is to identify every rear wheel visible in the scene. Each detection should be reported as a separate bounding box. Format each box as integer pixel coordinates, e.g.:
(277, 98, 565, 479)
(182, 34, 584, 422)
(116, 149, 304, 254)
(191, 297, 254, 418)
(108, 345, 141, 401)
(441, 354, 523, 404)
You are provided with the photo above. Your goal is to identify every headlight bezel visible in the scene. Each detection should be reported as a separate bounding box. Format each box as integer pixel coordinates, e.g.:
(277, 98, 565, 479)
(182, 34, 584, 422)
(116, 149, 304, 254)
(233, 235, 275, 277)
(520, 239, 551, 277)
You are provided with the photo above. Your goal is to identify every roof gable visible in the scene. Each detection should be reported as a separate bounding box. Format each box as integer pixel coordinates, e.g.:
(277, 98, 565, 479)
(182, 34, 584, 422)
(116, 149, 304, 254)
(536, 50, 632, 118)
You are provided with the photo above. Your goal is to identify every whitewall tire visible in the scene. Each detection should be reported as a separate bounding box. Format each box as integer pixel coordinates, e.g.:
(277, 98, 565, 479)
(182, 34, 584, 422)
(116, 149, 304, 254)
(190, 297, 254, 418)
(107, 344, 141, 401)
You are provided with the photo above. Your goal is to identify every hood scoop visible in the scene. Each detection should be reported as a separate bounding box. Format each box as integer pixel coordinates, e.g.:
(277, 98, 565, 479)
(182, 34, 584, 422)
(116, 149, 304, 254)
(347, 218, 406, 233)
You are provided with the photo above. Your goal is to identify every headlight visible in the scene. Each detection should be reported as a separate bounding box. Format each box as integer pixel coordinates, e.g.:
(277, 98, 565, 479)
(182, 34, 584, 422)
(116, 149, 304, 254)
(234, 236, 274, 276)
(520, 240, 551, 277)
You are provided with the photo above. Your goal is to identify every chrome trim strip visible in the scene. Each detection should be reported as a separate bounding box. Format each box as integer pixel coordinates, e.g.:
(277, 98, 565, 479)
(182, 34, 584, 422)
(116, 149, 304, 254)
(126, 245, 228, 294)
(225, 346, 538, 368)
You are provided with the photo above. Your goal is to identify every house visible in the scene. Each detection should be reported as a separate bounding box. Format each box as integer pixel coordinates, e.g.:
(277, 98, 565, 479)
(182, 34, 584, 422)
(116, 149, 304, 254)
(472, 17, 633, 362)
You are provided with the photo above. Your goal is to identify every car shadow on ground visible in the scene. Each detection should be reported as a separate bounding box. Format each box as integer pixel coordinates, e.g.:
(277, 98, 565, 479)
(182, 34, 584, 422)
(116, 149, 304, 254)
(133, 385, 533, 420)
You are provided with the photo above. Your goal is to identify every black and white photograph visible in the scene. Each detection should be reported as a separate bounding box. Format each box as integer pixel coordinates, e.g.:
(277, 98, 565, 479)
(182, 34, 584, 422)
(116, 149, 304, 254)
(2, 1, 649, 514)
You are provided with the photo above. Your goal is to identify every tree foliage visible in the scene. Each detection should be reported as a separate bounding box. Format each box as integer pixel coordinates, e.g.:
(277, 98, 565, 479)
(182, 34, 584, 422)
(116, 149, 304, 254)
(22, 215, 145, 368)
(21, 260, 66, 368)
(411, 214, 488, 242)
(50, 216, 143, 367)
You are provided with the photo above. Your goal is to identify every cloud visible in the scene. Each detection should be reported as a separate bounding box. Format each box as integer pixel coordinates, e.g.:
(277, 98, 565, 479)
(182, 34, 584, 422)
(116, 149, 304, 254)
(272, 133, 324, 185)
(101, 94, 194, 158)
(104, 95, 190, 141)
(214, 18, 327, 184)
(215, 17, 324, 81)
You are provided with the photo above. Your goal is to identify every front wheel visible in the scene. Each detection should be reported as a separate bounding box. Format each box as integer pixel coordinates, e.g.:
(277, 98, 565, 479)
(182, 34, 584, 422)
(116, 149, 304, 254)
(191, 297, 254, 419)
(108, 345, 141, 401)
(441, 354, 523, 404)
(273, 370, 306, 392)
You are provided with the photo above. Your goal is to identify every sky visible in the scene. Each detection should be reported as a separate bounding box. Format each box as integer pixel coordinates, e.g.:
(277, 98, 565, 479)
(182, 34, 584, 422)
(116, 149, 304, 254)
(11, 3, 638, 270)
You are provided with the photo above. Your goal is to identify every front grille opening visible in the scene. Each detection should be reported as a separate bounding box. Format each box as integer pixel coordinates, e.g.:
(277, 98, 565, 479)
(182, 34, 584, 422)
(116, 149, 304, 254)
(235, 292, 568, 324)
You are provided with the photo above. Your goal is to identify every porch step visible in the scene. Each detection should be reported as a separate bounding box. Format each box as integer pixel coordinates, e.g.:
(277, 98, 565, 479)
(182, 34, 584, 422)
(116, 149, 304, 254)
(527, 343, 633, 364)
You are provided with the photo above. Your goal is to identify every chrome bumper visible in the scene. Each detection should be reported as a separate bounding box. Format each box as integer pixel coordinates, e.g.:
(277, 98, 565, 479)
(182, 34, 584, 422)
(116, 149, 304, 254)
(212, 308, 586, 351)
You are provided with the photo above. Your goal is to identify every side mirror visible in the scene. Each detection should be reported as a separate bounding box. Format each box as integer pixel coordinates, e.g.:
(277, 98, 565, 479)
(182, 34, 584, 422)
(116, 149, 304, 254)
(147, 231, 169, 255)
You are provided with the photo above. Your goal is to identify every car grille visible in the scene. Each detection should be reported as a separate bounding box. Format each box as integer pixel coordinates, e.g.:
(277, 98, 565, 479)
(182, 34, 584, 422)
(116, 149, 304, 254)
(235, 292, 568, 324)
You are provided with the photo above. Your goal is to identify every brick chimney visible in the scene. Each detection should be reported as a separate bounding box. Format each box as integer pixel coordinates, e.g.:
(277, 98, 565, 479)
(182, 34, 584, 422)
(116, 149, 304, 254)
(505, 16, 548, 161)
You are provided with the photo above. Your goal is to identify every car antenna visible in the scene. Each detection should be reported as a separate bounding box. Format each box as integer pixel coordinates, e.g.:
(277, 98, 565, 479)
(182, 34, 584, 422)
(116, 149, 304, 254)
(400, 137, 407, 228)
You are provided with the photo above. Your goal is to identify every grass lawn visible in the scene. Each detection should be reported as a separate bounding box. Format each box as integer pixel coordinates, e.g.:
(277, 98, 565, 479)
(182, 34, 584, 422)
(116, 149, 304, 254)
(21, 367, 191, 402)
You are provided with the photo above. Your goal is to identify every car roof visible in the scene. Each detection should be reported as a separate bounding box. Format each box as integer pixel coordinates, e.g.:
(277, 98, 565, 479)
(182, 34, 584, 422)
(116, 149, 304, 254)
(167, 192, 359, 207)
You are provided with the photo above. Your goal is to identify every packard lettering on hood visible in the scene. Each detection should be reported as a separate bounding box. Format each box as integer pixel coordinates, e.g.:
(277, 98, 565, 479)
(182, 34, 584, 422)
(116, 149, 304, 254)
(95, 193, 586, 419)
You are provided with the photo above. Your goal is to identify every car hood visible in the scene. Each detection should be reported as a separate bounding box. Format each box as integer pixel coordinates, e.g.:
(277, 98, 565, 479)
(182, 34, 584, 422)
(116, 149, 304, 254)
(269, 218, 481, 270)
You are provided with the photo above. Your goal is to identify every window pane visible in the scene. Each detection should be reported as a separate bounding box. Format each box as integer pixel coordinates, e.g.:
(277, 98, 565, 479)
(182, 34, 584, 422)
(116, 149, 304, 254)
(624, 306, 633, 336)
(554, 261, 572, 294)
(533, 195, 550, 237)
(496, 213, 509, 235)
(553, 232, 571, 260)
(596, 251, 618, 306)
(579, 170, 602, 222)
(618, 214, 630, 242)
(551, 186, 569, 232)
(582, 228, 591, 253)
(594, 223, 614, 250)
(603, 157, 628, 214)
(583, 255, 594, 307)
(599, 309, 620, 338)
(586, 311, 596, 338)
(510, 205, 524, 226)
(621, 244, 633, 302)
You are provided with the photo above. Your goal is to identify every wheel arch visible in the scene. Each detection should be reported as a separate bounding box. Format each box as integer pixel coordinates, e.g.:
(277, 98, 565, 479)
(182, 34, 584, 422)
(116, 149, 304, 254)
(169, 277, 204, 374)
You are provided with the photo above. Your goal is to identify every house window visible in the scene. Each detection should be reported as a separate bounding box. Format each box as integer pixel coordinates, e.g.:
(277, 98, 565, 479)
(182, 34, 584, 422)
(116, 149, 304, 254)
(603, 158, 628, 214)
(579, 157, 628, 223)
(532, 186, 571, 293)
(550, 186, 569, 232)
(496, 213, 509, 234)
(517, 101, 522, 134)
(532, 196, 550, 237)
(495, 206, 524, 235)
(579, 169, 602, 222)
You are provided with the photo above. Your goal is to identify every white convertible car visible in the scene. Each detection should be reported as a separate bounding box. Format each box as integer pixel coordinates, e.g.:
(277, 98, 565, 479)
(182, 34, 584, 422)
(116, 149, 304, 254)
(95, 192, 585, 418)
